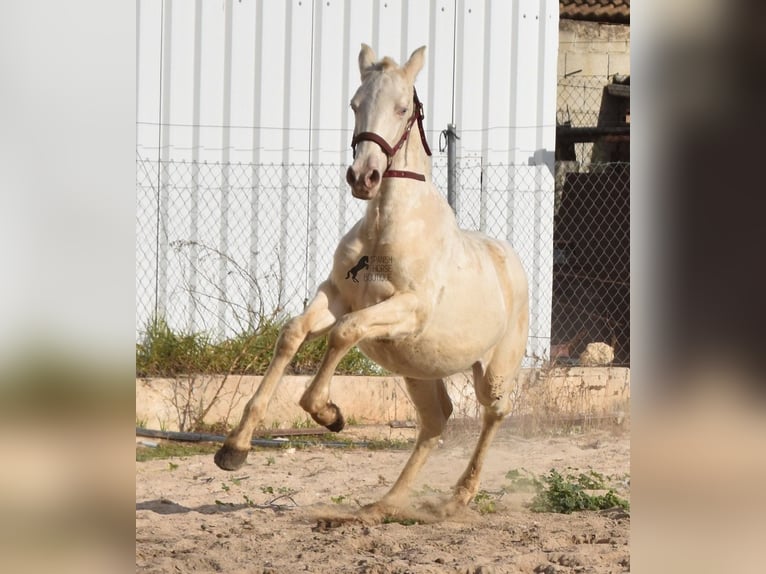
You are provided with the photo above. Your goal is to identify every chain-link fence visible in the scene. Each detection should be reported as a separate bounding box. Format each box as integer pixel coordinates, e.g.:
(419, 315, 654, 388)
(552, 163, 629, 365)
(557, 75, 603, 165)
(557, 74, 630, 166)
(137, 158, 629, 366)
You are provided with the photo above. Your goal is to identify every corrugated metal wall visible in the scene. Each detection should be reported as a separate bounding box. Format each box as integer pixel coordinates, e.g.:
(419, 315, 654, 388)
(137, 0, 558, 164)
(136, 0, 559, 361)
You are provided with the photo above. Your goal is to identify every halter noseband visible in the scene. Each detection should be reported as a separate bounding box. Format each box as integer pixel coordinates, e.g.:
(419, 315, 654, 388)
(350, 88, 432, 182)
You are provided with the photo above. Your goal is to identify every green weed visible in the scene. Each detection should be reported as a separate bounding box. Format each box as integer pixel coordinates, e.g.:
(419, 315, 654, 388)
(529, 468, 630, 514)
(135, 442, 219, 462)
(291, 416, 315, 429)
(136, 316, 384, 377)
(473, 490, 498, 514)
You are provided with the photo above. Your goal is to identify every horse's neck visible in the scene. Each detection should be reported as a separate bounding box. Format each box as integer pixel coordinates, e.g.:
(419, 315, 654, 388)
(362, 123, 440, 242)
(363, 177, 450, 246)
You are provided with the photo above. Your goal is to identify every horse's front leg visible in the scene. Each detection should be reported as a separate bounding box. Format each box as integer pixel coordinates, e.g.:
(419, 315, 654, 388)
(214, 281, 346, 471)
(299, 292, 420, 430)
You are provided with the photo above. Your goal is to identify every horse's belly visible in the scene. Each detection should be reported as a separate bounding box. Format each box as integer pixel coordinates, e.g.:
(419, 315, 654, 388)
(354, 272, 510, 379)
(357, 328, 495, 380)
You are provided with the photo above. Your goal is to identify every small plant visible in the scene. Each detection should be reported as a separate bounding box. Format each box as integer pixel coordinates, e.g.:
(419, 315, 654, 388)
(529, 468, 630, 514)
(473, 490, 498, 514)
(136, 315, 384, 378)
(260, 485, 274, 495)
(330, 495, 347, 504)
(221, 483, 230, 492)
(167, 461, 179, 471)
(291, 416, 314, 430)
(135, 441, 219, 462)
(265, 456, 276, 466)
(504, 468, 542, 492)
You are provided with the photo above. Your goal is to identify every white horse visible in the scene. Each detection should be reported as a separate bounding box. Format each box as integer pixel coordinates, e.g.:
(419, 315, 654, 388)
(215, 44, 529, 520)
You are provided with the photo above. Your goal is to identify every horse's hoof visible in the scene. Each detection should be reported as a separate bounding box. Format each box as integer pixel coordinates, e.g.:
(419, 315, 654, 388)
(357, 502, 388, 525)
(214, 445, 249, 471)
(324, 410, 345, 433)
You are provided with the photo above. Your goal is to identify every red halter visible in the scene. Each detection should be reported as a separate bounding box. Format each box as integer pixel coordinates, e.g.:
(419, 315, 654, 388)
(350, 88, 432, 182)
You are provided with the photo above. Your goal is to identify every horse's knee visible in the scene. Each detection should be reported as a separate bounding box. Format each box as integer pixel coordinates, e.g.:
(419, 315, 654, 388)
(328, 316, 360, 349)
(475, 372, 513, 418)
(277, 317, 307, 353)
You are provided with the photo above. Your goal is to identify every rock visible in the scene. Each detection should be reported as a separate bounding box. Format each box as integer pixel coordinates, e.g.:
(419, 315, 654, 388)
(579, 342, 614, 366)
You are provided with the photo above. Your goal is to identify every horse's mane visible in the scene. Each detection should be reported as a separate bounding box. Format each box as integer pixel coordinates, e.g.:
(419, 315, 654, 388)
(363, 57, 398, 76)
(376, 57, 397, 70)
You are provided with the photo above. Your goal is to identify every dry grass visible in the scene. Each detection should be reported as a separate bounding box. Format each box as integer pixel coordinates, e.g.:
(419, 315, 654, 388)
(441, 364, 629, 440)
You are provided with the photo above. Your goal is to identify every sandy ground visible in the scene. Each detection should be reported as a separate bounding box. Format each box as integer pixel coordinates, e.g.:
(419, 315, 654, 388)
(136, 424, 630, 574)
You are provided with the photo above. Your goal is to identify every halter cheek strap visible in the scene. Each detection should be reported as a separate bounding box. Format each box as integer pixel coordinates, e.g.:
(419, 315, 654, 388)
(350, 88, 432, 182)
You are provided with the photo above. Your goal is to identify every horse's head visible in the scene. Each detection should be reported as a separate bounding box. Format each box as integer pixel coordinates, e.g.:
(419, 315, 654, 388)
(346, 44, 426, 200)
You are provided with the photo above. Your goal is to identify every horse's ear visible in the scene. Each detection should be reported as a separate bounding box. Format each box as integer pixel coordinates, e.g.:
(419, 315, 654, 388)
(402, 46, 426, 82)
(359, 43, 377, 79)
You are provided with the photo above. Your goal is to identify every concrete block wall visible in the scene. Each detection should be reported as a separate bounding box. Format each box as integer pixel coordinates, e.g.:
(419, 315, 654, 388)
(136, 368, 630, 432)
(558, 19, 630, 79)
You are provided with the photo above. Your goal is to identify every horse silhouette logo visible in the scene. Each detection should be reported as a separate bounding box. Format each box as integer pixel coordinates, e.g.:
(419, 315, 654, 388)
(345, 255, 369, 283)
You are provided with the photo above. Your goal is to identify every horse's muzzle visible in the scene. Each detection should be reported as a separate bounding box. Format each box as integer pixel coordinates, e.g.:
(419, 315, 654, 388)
(346, 165, 381, 200)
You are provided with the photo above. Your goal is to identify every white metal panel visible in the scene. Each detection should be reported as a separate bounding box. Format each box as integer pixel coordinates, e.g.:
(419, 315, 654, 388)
(137, 0, 559, 361)
(137, 0, 558, 165)
(228, 0, 256, 159)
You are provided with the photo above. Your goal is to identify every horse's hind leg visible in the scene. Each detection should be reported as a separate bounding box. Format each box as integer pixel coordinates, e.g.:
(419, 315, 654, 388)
(214, 281, 345, 471)
(451, 399, 505, 506)
(451, 330, 526, 507)
(361, 378, 453, 521)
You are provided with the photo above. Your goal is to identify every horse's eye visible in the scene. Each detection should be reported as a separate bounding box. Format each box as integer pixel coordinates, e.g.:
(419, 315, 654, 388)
(397, 107, 408, 117)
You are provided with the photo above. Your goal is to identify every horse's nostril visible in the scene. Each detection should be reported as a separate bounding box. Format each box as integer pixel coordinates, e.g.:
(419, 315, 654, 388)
(346, 167, 356, 186)
(368, 169, 380, 186)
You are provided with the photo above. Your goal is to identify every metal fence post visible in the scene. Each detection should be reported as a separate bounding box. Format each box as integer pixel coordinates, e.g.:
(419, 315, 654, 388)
(446, 123, 458, 213)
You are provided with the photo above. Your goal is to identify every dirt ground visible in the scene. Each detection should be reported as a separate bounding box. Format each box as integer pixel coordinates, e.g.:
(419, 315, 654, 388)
(136, 424, 630, 574)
